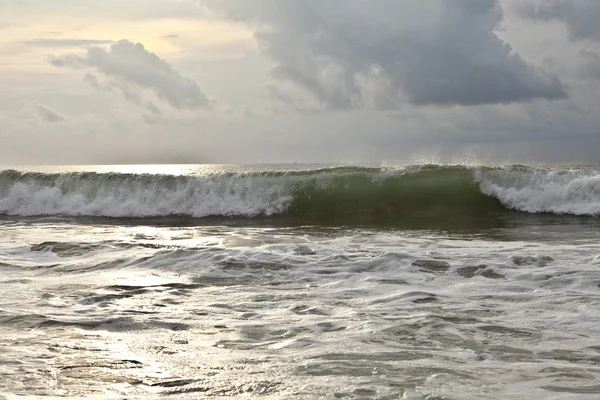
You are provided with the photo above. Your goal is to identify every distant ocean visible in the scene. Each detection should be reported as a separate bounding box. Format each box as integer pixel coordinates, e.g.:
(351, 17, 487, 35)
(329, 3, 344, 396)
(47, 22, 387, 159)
(1, 164, 600, 399)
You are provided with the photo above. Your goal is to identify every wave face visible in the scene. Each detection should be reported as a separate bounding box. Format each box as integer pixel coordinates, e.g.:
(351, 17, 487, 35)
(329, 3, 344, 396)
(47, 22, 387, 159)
(0, 165, 599, 221)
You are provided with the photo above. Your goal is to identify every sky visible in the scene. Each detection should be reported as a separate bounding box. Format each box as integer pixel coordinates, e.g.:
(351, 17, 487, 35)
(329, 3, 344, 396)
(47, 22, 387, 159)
(2, 0, 600, 164)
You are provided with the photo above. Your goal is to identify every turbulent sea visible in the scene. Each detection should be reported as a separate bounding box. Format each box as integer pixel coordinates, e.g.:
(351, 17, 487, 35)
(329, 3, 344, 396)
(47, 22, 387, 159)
(1, 163, 600, 399)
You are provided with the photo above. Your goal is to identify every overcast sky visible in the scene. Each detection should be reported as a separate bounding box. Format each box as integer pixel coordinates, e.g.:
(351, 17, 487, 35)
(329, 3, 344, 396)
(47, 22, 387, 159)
(2, 0, 600, 164)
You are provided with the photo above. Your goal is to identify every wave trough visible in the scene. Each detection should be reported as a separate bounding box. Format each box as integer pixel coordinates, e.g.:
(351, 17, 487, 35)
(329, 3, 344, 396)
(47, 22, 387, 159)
(1, 165, 599, 220)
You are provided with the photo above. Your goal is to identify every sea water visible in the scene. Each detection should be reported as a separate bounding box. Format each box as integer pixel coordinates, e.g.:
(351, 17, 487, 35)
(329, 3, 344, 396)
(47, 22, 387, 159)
(1, 164, 599, 399)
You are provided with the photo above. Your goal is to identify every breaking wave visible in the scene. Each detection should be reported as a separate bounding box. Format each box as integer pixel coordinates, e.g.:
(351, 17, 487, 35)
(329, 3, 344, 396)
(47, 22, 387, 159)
(0, 165, 599, 221)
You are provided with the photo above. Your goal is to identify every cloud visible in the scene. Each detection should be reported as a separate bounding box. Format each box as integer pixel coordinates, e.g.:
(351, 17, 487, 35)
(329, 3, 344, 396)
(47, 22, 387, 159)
(83, 73, 100, 89)
(514, 0, 600, 41)
(511, 1, 600, 83)
(31, 101, 65, 123)
(580, 50, 600, 80)
(81, 72, 163, 115)
(49, 40, 211, 110)
(22, 38, 113, 47)
(206, 0, 566, 109)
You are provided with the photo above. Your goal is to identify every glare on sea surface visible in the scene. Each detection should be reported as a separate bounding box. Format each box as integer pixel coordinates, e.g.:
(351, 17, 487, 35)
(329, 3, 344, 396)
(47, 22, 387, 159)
(8, 164, 233, 177)
(78, 164, 208, 176)
(98, 165, 195, 175)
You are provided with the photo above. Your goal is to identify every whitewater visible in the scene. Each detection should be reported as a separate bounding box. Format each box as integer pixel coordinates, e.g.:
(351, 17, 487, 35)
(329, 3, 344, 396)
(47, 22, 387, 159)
(1, 164, 600, 219)
(1, 164, 600, 399)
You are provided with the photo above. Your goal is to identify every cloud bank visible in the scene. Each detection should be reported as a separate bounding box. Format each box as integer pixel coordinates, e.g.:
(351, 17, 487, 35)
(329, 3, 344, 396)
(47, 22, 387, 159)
(4, 0, 600, 164)
(207, 0, 566, 109)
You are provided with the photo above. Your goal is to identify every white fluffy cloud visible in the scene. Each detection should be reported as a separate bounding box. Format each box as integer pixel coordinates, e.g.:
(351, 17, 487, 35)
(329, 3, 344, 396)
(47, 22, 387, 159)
(49, 40, 211, 110)
(206, 0, 566, 109)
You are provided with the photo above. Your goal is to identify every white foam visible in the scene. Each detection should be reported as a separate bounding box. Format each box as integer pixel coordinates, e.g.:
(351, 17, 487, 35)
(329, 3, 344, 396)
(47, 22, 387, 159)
(0, 173, 294, 218)
(476, 167, 600, 215)
(2, 220, 600, 398)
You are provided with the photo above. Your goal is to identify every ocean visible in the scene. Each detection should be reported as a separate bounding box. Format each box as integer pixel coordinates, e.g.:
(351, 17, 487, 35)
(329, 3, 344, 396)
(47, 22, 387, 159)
(1, 163, 599, 399)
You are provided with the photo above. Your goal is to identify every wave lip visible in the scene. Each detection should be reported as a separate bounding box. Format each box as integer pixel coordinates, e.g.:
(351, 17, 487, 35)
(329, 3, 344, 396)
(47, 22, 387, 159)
(1, 164, 599, 221)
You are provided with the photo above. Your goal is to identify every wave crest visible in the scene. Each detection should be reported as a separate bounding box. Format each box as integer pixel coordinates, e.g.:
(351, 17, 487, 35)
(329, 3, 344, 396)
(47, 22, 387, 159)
(476, 166, 600, 216)
(1, 165, 599, 220)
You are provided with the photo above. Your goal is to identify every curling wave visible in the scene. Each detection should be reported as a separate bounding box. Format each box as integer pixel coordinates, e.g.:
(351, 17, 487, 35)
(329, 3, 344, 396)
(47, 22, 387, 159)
(0, 165, 599, 221)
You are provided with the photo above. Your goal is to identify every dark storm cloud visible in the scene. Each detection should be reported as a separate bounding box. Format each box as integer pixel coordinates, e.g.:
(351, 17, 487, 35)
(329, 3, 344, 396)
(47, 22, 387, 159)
(207, 0, 566, 109)
(49, 40, 211, 110)
(22, 38, 113, 47)
(515, 0, 600, 41)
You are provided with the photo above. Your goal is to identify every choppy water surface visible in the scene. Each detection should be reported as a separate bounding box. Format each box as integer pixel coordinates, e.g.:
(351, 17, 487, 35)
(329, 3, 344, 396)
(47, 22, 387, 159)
(1, 164, 600, 399)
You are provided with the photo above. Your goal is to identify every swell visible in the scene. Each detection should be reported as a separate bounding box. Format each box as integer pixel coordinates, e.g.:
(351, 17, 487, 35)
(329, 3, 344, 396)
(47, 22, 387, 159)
(0, 165, 599, 221)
